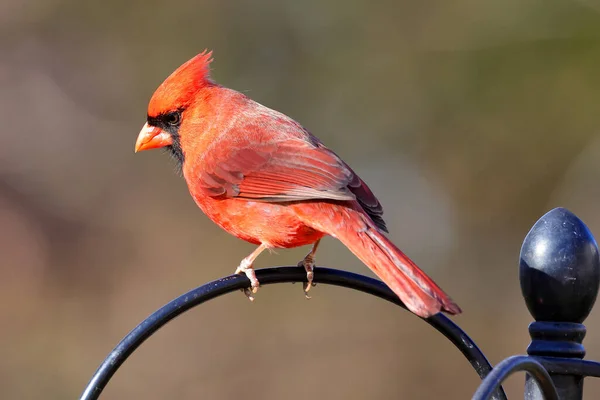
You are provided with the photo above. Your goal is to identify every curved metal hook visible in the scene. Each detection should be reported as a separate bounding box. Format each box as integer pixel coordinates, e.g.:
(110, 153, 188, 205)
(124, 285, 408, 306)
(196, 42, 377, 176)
(472, 355, 558, 400)
(80, 266, 505, 400)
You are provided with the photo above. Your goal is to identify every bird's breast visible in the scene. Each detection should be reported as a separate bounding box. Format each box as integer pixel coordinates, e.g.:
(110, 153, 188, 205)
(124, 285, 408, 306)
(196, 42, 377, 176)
(189, 192, 324, 248)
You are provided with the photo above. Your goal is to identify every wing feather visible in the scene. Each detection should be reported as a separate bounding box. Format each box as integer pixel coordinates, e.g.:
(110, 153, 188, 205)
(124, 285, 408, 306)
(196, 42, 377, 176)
(199, 139, 355, 202)
(198, 130, 387, 231)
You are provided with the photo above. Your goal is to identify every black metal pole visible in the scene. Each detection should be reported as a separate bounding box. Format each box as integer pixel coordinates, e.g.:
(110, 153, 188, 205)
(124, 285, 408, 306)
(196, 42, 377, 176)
(519, 208, 600, 400)
(80, 267, 505, 400)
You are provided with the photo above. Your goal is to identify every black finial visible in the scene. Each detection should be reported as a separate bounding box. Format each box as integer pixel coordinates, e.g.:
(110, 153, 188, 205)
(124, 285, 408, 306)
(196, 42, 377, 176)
(520, 208, 599, 399)
(520, 207, 600, 324)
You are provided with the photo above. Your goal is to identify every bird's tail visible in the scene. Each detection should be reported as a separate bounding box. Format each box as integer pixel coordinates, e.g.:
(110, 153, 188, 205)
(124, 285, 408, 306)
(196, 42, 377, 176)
(301, 205, 461, 318)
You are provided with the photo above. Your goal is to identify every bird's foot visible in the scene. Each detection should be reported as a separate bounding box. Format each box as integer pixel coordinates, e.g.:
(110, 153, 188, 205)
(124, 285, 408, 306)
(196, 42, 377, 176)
(298, 255, 316, 299)
(235, 259, 260, 301)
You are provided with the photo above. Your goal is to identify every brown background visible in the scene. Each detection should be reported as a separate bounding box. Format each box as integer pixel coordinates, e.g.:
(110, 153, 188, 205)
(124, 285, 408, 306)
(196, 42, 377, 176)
(2, 0, 600, 398)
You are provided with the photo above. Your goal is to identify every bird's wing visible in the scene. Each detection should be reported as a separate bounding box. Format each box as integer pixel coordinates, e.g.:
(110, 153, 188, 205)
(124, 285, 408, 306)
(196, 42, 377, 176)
(197, 127, 388, 231)
(198, 139, 356, 202)
(343, 163, 387, 232)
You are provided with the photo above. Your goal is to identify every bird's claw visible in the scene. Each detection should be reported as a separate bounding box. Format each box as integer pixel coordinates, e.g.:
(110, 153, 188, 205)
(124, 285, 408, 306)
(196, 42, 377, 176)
(303, 283, 313, 299)
(242, 287, 256, 301)
(298, 257, 316, 299)
(236, 260, 260, 301)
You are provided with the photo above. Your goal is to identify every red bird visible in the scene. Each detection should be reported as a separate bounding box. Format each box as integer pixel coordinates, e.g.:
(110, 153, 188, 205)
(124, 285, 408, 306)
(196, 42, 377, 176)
(135, 51, 461, 318)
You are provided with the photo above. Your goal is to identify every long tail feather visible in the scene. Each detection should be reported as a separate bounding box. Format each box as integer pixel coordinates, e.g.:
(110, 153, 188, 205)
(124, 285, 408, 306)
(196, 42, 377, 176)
(300, 204, 461, 318)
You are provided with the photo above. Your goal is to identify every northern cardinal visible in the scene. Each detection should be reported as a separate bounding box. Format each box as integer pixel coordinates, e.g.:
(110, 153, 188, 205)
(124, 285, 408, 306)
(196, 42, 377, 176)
(135, 50, 461, 318)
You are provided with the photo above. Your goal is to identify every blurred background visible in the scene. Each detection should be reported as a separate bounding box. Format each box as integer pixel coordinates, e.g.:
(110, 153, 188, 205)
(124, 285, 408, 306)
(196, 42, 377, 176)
(2, 0, 600, 398)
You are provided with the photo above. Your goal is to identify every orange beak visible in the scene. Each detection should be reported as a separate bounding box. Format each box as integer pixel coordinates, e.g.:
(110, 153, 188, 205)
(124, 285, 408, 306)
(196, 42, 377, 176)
(134, 123, 173, 153)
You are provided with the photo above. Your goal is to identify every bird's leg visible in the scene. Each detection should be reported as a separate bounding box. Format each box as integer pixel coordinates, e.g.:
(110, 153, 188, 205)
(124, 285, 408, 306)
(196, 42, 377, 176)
(235, 244, 268, 301)
(298, 239, 321, 299)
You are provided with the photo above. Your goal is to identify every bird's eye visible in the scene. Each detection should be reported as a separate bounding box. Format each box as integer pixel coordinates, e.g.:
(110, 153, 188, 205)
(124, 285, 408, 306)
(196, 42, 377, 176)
(165, 112, 181, 126)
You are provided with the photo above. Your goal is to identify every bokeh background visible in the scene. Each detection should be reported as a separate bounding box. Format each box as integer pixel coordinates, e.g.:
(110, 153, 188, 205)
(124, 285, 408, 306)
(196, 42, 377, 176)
(3, 0, 600, 398)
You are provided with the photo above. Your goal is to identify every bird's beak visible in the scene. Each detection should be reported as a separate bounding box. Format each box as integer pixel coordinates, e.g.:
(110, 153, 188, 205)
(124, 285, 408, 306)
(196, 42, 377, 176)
(135, 123, 173, 153)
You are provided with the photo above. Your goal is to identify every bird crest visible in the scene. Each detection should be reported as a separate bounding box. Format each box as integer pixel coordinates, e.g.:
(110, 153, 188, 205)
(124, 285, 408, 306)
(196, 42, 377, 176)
(147, 50, 214, 117)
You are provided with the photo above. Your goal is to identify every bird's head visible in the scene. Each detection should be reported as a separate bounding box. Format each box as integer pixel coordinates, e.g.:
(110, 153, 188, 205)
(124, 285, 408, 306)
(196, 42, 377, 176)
(134, 50, 214, 165)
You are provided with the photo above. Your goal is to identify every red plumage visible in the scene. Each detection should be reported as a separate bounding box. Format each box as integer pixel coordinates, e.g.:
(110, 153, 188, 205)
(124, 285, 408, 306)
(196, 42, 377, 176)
(135, 51, 461, 318)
